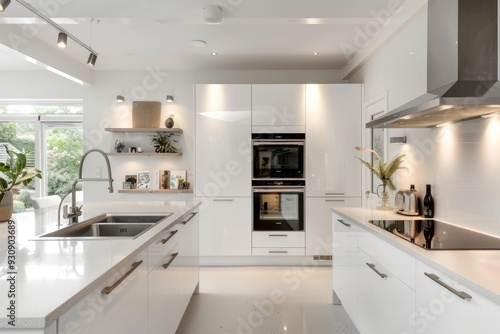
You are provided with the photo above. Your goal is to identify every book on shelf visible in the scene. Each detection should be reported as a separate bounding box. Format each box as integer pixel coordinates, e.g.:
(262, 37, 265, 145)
(137, 171, 151, 189)
(159, 170, 170, 189)
(169, 170, 186, 190)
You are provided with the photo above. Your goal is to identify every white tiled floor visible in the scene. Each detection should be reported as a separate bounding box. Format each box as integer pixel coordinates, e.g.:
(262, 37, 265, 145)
(176, 266, 359, 334)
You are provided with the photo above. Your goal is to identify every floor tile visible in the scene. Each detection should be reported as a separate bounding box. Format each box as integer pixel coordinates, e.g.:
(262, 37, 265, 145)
(176, 266, 359, 334)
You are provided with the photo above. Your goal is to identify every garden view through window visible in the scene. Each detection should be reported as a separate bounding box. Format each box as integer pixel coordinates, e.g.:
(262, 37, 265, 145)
(0, 105, 83, 213)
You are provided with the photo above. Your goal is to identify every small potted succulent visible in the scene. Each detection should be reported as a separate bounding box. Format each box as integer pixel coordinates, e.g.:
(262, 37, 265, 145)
(0, 146, 42, 222)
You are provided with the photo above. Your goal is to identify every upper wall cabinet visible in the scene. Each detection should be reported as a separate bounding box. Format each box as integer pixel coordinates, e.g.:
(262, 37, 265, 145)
(251, 84, 305, 133)
(195, 84, 252, 197)
(305, 84, 362, 197)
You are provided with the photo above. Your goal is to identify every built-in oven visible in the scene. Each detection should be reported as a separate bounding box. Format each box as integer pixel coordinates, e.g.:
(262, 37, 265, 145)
(252, 180, 304, 231)
(252, 133, 305, 179)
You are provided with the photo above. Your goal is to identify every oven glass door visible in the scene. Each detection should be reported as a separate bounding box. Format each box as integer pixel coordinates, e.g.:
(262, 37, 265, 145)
(253, 141, 304, 179)
(253, 187, 304, 231)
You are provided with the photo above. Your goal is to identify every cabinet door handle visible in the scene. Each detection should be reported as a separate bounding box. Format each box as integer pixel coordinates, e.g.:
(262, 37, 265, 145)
(162, 252, 179, 269)
(269, 250, 288, 254)
(325, 192, 345, 196)
(337, 219, 351, 227)
(213, 199, 234, 202)
(366, 263, 387, 279)
(161, 230, 178, 244)
(269, 234, 288, 237)
(326, 199, 345, 202)
(101, 260, 143, 295)
(182, 212, 198, 225)
(424, 272, 472, 300)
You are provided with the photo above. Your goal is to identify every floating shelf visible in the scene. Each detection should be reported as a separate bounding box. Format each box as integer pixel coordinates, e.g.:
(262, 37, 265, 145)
(105, 128, 183, 133)
(107, 152, 182, 157)
(118, 189, 193, 194)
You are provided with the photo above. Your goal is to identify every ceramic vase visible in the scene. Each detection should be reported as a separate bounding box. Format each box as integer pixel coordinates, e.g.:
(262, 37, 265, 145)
(0, 191, 14, 222)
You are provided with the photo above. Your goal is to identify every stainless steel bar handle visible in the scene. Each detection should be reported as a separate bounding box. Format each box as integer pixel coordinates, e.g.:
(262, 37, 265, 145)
(213, 199, 234, 202)
(269, 234, 288, 237)
(325, 193, 345, 196)
(253, 187, 304, 193)
(337, 219, 351, 227)
(161, 230, 178, 244)
(326, 199, 345, 202)
(162, 252, 179, 269)
(252, 141, 304, 146)
(269, 250, 288, 254)
(101, 260, 143, 295)
(182, 212, 198, 225)
(424, 272, 472, 300)
(366, 263, 388, 279)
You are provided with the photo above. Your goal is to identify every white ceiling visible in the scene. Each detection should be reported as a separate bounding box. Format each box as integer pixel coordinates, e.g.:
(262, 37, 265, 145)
(0, 0, 409, 72)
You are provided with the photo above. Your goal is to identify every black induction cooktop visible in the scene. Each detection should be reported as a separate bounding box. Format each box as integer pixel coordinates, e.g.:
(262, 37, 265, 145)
(368, 219, 500, 250)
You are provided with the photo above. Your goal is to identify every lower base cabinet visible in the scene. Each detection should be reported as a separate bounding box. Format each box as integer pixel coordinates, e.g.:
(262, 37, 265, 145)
(57, 250, 148, 334)
(415, 261, 500, 334)
(333, 211, 500, 334)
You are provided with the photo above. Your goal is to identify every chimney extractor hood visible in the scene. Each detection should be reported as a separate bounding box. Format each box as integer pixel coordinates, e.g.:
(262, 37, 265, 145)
(367, 0, 500, 128)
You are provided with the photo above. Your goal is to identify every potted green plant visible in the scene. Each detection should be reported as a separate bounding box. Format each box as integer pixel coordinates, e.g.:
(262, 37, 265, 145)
(355, 146, 405, 210)
(0, 146, 42, 222)
(150, 132, 181, 153)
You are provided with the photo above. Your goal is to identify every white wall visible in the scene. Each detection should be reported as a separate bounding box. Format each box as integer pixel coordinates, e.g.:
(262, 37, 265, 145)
(81, 69, 346, 203)
(350, 9, 500, 235)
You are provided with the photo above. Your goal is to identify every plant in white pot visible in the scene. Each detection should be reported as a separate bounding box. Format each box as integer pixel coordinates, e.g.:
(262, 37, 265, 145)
(0, 146, 42, 222)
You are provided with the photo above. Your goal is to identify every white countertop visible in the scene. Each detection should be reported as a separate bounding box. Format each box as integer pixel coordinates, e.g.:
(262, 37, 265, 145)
(333, 207, 500, 305)
(0, 201, 200, 329)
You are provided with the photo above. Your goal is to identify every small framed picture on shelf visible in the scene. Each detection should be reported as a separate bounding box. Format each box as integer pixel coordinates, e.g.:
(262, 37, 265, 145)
(122, 182, 132, 189)
(169, 170, 186, 189)
(159, 170, 170, 189)
(137, 171, 151, 189)
(125, 175, 137, 189)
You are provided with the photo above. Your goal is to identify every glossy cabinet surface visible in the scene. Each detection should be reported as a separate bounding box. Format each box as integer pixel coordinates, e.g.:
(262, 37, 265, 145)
(198, 197, 251, 256)
(251, 84, 305, 129)
(58, 250, 148, 334)
(305, 84, 362, 197)
(332, 213, 360, 324)
(415, 261, 500, 334)
(195, 84, 252, 197)
(307, 197, 360, 255)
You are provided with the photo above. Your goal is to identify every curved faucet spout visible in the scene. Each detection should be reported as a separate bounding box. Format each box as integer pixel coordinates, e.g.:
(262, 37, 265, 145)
(66, 148, 114, 224)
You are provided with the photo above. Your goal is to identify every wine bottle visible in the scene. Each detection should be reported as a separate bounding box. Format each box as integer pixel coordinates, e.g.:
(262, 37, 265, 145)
(423, 184, 434, 218)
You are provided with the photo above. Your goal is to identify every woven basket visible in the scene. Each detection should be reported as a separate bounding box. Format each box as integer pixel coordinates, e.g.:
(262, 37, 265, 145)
(132, 101, 161, 128)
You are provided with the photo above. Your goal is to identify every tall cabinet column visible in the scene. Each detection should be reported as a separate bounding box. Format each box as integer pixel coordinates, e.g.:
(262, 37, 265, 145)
(195, 84, 252, 258)
(305, 84, 362, 256)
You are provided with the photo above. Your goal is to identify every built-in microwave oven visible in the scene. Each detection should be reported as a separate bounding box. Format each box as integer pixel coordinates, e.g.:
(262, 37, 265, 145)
(252, 133, 305, 180)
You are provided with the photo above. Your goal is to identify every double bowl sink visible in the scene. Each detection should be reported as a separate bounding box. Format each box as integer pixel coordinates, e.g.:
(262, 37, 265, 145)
(37, 213, 172, 240)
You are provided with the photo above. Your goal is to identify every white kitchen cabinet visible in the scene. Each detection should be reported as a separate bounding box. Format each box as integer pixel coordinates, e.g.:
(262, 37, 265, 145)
(198, 197, 251, 256)
(58, 250, 147, 334)
(177, 211, 200, 312)
(251, 84, 305, 132)
(415, 261, 500, 334)
(357, 249, 415, 334)
(148, 245, 180, 334)
(305, 84, 362, 197)
(307, 197, 361, 255)
(332, 213, 360, 324)
(195, 84, 252, 197)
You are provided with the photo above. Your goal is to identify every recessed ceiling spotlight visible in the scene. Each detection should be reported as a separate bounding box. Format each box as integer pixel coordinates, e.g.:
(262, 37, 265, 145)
(212, 52, 218, 56)
(191, 40, 207, 47)
(313, 52, 319, 55)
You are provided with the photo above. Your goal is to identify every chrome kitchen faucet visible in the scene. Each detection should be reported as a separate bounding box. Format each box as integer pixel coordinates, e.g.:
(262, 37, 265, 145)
(63, 149, 114, 225)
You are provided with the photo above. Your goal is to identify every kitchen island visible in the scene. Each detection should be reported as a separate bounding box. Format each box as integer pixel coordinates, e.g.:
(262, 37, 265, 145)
(333, 207, 500, 334)
(0, 200, 200, 333)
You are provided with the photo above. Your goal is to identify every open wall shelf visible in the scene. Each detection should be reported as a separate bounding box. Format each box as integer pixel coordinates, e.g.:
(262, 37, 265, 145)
(105, 128, 183, 133)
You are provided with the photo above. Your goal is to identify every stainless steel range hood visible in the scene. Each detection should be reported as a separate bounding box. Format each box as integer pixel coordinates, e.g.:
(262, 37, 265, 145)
(367, 0, 500, 128)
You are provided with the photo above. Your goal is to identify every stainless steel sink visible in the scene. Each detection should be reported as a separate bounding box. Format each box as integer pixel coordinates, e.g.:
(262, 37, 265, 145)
(37, 213, 172, 239)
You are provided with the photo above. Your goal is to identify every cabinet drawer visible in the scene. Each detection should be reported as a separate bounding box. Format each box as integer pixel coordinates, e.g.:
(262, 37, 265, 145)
(358, 250, 415, 334)
(357, 289, 397, 334)
(252, 247, 305, 256)
(148, 225, 179, 272)
(252, 231, 305, 248)
(358, 228, 416, 290)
